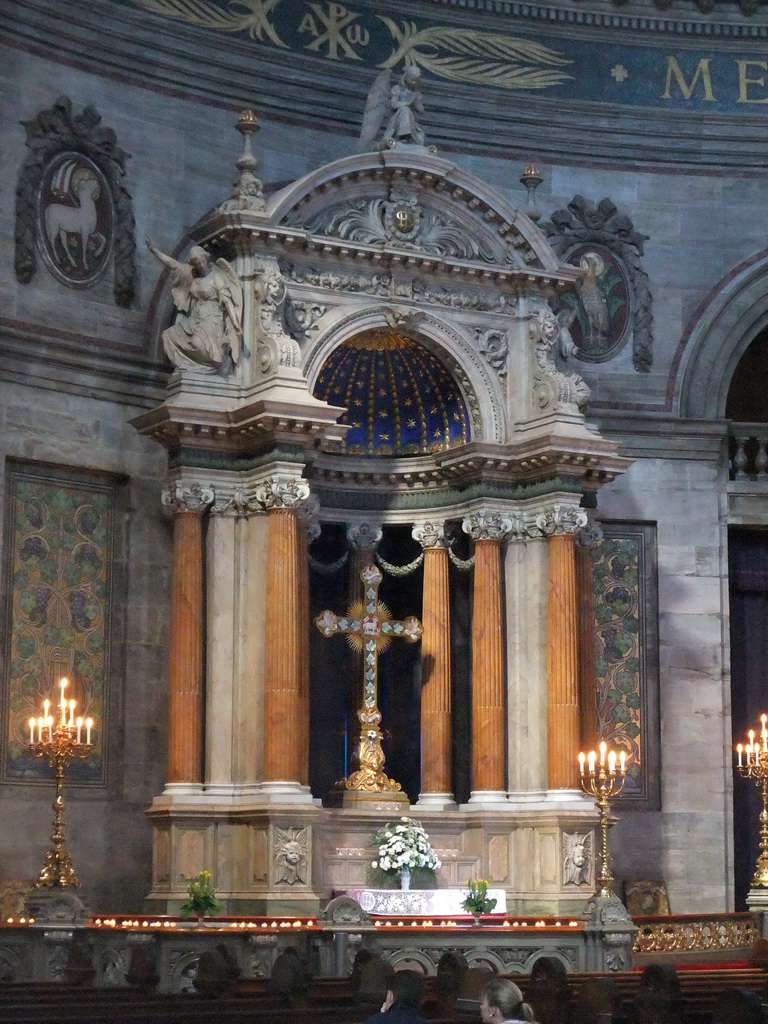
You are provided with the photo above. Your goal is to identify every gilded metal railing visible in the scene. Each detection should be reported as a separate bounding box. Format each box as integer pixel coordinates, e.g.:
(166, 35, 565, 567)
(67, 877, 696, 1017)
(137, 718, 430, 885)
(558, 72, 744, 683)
(632, 913, 757, 953)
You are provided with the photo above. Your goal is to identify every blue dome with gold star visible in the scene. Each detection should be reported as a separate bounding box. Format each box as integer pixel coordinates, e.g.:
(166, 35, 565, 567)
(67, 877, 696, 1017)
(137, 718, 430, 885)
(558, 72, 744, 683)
(313, 330, 470, 458)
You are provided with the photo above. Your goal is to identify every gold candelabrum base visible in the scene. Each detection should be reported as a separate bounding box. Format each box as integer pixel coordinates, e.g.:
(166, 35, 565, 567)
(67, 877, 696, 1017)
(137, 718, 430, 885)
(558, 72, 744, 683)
(30, 724, 90, 888)
(341, 706, 402, 793)
(736, 725, 768, 888)
(579, 750, 627, 899)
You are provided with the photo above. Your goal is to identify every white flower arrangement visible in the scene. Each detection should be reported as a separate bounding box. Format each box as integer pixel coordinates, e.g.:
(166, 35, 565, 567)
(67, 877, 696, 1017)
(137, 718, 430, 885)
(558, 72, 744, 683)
(371, 817, 441, 875)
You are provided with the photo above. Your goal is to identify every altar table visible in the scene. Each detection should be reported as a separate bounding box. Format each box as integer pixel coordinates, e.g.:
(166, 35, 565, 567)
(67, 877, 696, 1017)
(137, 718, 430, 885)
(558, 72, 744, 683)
(339, 887, 507, 916)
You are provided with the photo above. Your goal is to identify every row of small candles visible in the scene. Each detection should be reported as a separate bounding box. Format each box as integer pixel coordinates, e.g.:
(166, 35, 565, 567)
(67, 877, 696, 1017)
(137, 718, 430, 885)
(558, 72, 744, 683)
(28, 678, 93, 745)
(578, 740, 627, 776)
(736, 714, 768, 766)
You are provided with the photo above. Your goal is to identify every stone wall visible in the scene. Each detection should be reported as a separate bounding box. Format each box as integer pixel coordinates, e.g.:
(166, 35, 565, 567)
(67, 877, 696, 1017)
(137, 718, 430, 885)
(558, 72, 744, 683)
(0, 0, 764, 913)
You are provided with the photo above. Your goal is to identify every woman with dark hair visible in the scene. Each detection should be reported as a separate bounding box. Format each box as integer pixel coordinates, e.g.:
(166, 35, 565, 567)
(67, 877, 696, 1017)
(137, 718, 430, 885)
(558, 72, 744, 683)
(363, 969, 427, 1024)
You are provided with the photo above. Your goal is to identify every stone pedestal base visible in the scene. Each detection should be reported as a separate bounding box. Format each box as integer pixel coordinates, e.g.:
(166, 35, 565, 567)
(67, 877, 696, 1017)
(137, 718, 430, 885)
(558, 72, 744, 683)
(147, 797, 600, 916)
(746, 888, 768, 936)
(145, 798, 325, 916)
(25, 887, 89, 924)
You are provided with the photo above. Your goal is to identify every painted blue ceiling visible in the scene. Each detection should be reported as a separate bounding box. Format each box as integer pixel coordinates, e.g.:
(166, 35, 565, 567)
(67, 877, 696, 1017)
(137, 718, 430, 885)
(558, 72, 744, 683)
(313, 330, 470, 458)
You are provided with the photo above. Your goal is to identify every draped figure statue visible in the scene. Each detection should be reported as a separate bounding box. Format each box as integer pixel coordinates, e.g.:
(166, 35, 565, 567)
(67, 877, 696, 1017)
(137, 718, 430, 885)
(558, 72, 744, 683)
(146, 238, 242, 374)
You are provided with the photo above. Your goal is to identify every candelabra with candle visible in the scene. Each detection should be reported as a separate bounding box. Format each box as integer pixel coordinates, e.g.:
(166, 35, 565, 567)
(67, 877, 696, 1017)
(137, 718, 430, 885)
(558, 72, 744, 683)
(578, 741, 628, 898)
(736, 715, 768, 888)
(28, 678, 94, 888)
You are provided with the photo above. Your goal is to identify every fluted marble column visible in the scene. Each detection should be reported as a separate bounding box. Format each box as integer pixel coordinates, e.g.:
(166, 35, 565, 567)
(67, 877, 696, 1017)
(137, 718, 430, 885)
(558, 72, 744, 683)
(260, 478, 311, 794)
(413, 522, 455, 808)
(576, 526, 600, 752)
(463, 511, 511, 804)
(298, 501, 321, 789)
(541, 505, 588, 792)
(162, 482, 213, 789)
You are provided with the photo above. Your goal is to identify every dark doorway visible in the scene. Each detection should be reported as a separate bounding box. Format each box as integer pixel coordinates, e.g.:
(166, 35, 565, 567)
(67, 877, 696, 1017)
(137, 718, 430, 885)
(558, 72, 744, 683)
(728, 526, 768, 909)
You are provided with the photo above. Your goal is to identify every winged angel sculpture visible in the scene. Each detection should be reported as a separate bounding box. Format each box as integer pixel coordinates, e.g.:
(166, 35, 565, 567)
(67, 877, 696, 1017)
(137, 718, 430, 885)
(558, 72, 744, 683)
(358, 66, 427, 153)
(147, 239, 242, 375)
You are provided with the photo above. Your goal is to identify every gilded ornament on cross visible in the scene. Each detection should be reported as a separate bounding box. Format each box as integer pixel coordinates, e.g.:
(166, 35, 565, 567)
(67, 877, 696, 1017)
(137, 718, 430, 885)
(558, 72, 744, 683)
(315, 564, 422, 793)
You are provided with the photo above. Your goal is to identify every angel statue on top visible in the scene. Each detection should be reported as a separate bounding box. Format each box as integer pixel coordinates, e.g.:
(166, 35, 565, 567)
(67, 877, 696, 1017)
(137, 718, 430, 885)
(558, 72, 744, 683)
(146, 238, 243, 375)
(358, 65, 428, 152)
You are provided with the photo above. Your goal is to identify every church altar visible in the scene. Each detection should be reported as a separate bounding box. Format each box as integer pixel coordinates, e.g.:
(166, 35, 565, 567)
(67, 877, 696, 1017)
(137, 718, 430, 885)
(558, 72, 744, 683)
(339, 887, 507, 916)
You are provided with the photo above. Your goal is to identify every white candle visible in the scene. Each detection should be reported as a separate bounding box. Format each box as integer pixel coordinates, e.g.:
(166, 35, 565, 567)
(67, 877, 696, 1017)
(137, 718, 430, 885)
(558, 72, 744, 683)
(29, 718, 35, 745)
(738, 743, 743, 767)
(599, 741, 607, 766)
(37, 717, 43, 743)
(76, 717, 83, 744)
(85, 718, 93, 745)
(68, 700, 76, 728)
(608, 750, 617, 773)
(578, 752, 585, 775)
(47, 715, 53, 742)
(619, 751, 626, 774)
(59, 678, 67, 721)
(587, 750, 596, 773)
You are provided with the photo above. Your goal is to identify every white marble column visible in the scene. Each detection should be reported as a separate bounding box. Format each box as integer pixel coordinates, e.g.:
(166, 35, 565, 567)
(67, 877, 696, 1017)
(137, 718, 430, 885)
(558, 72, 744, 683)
(205, 492, 269, 796)
(505, 529, 549, 800)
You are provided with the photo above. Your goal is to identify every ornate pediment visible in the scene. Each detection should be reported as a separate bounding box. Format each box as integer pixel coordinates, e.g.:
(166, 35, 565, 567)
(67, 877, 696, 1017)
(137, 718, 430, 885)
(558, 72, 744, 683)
(271, 154, 567, 280)
(285, 186, 539, 269)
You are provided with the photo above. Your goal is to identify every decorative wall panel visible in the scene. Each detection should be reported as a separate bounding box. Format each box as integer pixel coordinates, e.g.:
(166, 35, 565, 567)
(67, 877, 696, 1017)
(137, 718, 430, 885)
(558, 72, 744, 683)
(590, 521, 660, 809)
(2, 462, 118, 784)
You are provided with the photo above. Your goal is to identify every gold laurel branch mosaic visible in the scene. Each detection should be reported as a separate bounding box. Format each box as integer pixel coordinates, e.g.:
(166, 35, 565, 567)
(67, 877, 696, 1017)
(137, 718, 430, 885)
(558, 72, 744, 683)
(127, 0, 287, 46)
(126, 1, 572, 92)
(633, 916, 757, 953)
(378, 18, 573, 90)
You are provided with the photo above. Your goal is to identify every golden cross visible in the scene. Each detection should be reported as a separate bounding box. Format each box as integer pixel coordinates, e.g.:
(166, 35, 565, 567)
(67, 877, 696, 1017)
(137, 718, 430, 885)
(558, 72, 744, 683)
(315, 564, 422, 793)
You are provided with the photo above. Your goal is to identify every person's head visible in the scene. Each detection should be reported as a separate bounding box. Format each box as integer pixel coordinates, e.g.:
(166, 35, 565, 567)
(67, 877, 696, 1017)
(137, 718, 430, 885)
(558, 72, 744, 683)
(480, 978, 534, 1023)
(188, 246, 209, 276)
(403, 65, 421, 87)
(388, 969, 425, 1009)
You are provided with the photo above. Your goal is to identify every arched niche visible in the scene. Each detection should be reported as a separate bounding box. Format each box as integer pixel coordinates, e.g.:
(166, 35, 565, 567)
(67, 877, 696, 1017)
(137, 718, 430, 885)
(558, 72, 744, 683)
(311, 327, 471, 458)
(304, 304, 502, 444)
(676, 251, 768, 420)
